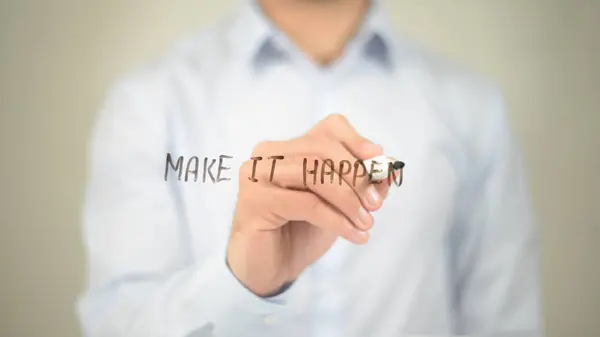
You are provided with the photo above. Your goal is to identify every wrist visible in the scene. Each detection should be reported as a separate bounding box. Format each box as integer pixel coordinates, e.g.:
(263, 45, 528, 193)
(225, 239, 289, 297)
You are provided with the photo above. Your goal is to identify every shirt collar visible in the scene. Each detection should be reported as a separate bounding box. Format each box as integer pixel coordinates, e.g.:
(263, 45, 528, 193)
(227, 0, 396, 71)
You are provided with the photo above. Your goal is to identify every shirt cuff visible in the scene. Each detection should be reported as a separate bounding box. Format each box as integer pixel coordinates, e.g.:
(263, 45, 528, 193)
(179, 250, 296, 336)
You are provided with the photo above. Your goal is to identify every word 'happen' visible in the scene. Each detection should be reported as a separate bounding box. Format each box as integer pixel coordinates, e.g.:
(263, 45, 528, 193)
(164, 153, 404, 187)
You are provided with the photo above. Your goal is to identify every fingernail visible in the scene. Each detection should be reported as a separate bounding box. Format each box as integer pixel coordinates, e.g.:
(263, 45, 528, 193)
(357, 207, 373, 230)
(365, 185, 381, 208)
(353, 228, 370, 244)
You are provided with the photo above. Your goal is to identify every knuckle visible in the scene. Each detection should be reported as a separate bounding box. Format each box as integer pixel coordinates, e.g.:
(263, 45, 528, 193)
(302, 134, 324, 149)
(326, 113, 347, 125)
(304, 136, 333, 159)
(303, 154, 324, 170)
(319, 138, 337, 156)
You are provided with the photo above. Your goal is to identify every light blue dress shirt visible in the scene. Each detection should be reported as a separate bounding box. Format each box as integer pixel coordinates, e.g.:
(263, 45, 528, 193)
(77, 1, 543, 336)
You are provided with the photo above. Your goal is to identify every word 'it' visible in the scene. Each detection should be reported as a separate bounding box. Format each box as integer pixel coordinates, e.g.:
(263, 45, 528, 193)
(165, 153, 404, 187)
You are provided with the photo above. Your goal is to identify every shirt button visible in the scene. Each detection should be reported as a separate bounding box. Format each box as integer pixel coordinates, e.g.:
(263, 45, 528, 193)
(263, 314, 279, 326)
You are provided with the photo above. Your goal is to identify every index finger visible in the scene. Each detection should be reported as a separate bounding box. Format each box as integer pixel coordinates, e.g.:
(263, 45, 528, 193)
(309, 114, 383, 160)
(310, 114, 393, 197)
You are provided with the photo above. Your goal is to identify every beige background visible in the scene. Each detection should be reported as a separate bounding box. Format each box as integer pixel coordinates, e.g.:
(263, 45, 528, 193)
(1, 1, 598, 336)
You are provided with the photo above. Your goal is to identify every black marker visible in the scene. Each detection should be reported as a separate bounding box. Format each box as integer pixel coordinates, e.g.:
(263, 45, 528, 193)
(361, 155, 405, 181)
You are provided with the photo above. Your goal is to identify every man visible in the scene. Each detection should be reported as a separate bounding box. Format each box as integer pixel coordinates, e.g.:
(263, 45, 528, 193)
(77, 0, 543, 336)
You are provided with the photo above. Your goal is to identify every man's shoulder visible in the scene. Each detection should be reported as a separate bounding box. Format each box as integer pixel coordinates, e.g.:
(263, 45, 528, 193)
(95, 18, 238, 133)
(109, 14, 237, 96)
(387, 33, 510, 159)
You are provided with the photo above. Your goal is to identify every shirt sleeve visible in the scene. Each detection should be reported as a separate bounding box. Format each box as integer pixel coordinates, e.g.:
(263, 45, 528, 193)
(77, 72, 294, 337)
(451, 88, 544, 336)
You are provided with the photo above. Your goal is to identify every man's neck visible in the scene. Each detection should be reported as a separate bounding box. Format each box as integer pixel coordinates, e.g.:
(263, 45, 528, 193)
(257, 0, 370, 66)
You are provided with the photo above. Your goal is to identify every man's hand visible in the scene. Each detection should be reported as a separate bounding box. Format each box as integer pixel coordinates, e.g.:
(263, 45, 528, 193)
(226, 114, 394, 297)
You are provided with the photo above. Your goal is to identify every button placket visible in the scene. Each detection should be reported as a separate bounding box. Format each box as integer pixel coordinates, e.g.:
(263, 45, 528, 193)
(310, 71, 347, 337)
